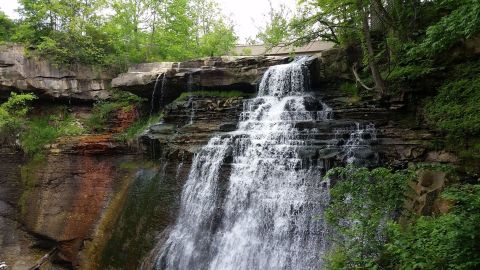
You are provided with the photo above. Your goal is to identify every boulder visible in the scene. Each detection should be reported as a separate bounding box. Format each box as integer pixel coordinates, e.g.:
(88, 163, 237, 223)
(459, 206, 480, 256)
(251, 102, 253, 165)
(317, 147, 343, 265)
(0, 44, 113, 102)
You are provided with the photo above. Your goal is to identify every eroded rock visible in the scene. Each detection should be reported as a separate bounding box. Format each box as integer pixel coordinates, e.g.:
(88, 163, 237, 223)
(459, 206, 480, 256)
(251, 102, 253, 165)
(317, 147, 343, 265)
(0, 44, 113, 102)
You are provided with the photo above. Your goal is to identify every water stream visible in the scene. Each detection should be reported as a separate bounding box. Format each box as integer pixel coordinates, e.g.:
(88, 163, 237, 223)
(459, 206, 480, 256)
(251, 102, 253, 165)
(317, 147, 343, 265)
(154, 57, 375, 270)
(151, 74, 167, 115)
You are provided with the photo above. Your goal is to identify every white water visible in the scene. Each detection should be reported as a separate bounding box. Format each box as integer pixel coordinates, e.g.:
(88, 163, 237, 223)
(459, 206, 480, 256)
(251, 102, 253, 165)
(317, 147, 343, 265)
(330, 123, 378, 166)
(155, 58, 339, 270)
(151, 74, 167, 115)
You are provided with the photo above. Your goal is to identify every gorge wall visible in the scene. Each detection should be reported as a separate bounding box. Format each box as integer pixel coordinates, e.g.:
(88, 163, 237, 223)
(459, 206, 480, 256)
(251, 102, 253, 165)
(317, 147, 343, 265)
(0, 45, 462, 270)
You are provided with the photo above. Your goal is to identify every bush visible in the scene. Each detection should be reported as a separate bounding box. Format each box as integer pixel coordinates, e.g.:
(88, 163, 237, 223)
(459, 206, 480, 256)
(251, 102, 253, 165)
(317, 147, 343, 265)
(324, 165, 480, 270)
(386, 64, 438, 81)
(386, 184, 480, 270)
(425, 77, 480, 138)
(86, 91, 145, 133)
(0, 92, 37, 145)
(324, 166, 414, 269)
(20, 109, 84, 155)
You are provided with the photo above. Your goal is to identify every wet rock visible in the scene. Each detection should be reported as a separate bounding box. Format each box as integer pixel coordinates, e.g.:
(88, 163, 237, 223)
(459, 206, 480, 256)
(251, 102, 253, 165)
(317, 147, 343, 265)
(112, 56, 291, 105)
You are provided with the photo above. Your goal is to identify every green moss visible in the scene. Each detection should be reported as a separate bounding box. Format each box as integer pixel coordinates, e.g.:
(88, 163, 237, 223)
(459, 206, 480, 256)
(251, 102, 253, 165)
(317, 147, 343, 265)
(100, 167, 179, 269)
(174, 90, 252, 102)
(339, 82, 361, 104)
(116, 113, 163, 141)
(19, 153, 46, 216)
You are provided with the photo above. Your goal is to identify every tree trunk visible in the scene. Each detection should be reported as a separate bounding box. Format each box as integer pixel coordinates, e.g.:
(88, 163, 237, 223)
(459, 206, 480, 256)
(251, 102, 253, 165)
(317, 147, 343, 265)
(358, 0, 387, 97)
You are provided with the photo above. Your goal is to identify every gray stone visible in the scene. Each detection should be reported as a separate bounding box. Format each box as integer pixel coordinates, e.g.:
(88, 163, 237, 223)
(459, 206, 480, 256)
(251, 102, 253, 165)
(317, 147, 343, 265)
(0, 44, 113, 101)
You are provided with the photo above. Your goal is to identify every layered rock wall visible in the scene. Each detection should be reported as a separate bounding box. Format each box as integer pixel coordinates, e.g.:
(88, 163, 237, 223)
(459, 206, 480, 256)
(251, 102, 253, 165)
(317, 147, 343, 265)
(0, 45, 113, 102)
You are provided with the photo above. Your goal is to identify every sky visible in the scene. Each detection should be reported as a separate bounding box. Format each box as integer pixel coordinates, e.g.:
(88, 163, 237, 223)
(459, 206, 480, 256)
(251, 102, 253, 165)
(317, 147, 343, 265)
(0, 0, 297, 43)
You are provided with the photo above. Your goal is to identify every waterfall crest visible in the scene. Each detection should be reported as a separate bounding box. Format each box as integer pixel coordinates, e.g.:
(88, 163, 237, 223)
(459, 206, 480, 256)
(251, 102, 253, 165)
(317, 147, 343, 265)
(155, 58, 340, 270)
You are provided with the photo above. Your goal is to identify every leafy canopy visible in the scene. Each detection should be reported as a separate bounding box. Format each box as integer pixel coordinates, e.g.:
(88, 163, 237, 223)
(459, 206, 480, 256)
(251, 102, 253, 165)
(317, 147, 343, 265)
(11, 0, 237, 67)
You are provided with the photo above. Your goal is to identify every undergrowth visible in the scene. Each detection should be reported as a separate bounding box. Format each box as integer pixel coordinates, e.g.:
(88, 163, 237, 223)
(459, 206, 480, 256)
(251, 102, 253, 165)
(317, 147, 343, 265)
(86, 91, 145, 133)
(116, 113, 163, 141)
(20, 108, 85, 155)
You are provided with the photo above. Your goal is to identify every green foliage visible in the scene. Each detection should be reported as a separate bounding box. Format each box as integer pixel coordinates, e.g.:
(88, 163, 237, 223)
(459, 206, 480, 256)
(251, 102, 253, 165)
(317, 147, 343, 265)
(325, 165, 480, 269)
(198, 20, 237, 57)
(12, 0, 237, 67)
(409, 0, 480, 58)
(339, 82, 361, 104)
(256, 2, 290, 48)
(20, 109, 85, 155)
(425, 77, 480, 138)
(174, 90, 252, 102)
(14, 0, 117, 66)
(116, 113, 163, 141)
(0, 11, 16, 42)
(241, 48, 252, 56)
(325, 166, 414, 269)
(386, 64, 438, 81)
(386, 184, 480, 270)
(339, 83, 358, 96)
(0, 92, 37, 145)
(86, 91, 145, 133)
(19, 153, 45, 215)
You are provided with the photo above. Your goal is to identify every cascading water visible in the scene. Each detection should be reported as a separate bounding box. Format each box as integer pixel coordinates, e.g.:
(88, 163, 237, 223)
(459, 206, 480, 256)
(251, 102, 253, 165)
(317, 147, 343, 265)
(331, 123, 378, 166)
(151, 74, 168, 115)
(186, 73, 195, 125)
(155, 57, 339, 270)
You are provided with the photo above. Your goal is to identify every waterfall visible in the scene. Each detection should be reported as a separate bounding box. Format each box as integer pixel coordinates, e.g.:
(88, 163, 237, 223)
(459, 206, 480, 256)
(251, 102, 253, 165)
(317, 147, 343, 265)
(187, 73, 195, 125)
(154, 57, 366, 270)
(331, 123, 378, 166)
(151, 74, 167, 115)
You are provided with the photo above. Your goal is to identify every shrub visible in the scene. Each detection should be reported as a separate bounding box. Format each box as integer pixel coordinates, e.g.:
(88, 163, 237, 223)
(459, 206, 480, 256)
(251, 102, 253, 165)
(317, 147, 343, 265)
(425, 77, 480, 139)
(86, 91, 145, 133)
(20, 110, 84, 155)
(0, 92, 37, 145)
(324, 166, 414, 269)
(386, 184, 480, 270)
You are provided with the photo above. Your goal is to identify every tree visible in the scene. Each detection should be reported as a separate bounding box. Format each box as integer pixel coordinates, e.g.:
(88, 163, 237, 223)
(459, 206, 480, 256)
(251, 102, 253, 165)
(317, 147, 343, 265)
(0, 11, 16, 42)
(199, 20, 237, 56)
(256, 1, 290, 49)
(357, 0, 388, 96)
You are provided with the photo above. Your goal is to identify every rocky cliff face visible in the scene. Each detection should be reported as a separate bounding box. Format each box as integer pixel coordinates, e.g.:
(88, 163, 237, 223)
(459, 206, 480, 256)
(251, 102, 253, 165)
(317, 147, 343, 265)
(0, 48, 462, 270)
(111, 56, 291, 106)
(0, 45, 113, 102)
(0, 107, 144, 269)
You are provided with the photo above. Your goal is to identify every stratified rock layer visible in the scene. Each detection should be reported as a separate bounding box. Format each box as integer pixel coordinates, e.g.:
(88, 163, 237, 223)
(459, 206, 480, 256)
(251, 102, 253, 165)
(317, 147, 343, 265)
(0, 44, 113, 101)
(111, 56, 291, 104)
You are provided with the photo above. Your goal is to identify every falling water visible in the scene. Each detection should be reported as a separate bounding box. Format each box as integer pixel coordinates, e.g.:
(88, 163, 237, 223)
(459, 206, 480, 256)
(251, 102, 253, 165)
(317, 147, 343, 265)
(187, 73, 195, 125)
(151, 74, 168, 115)
(155, 57, 334, 270)
(331, 123, 378, 166)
